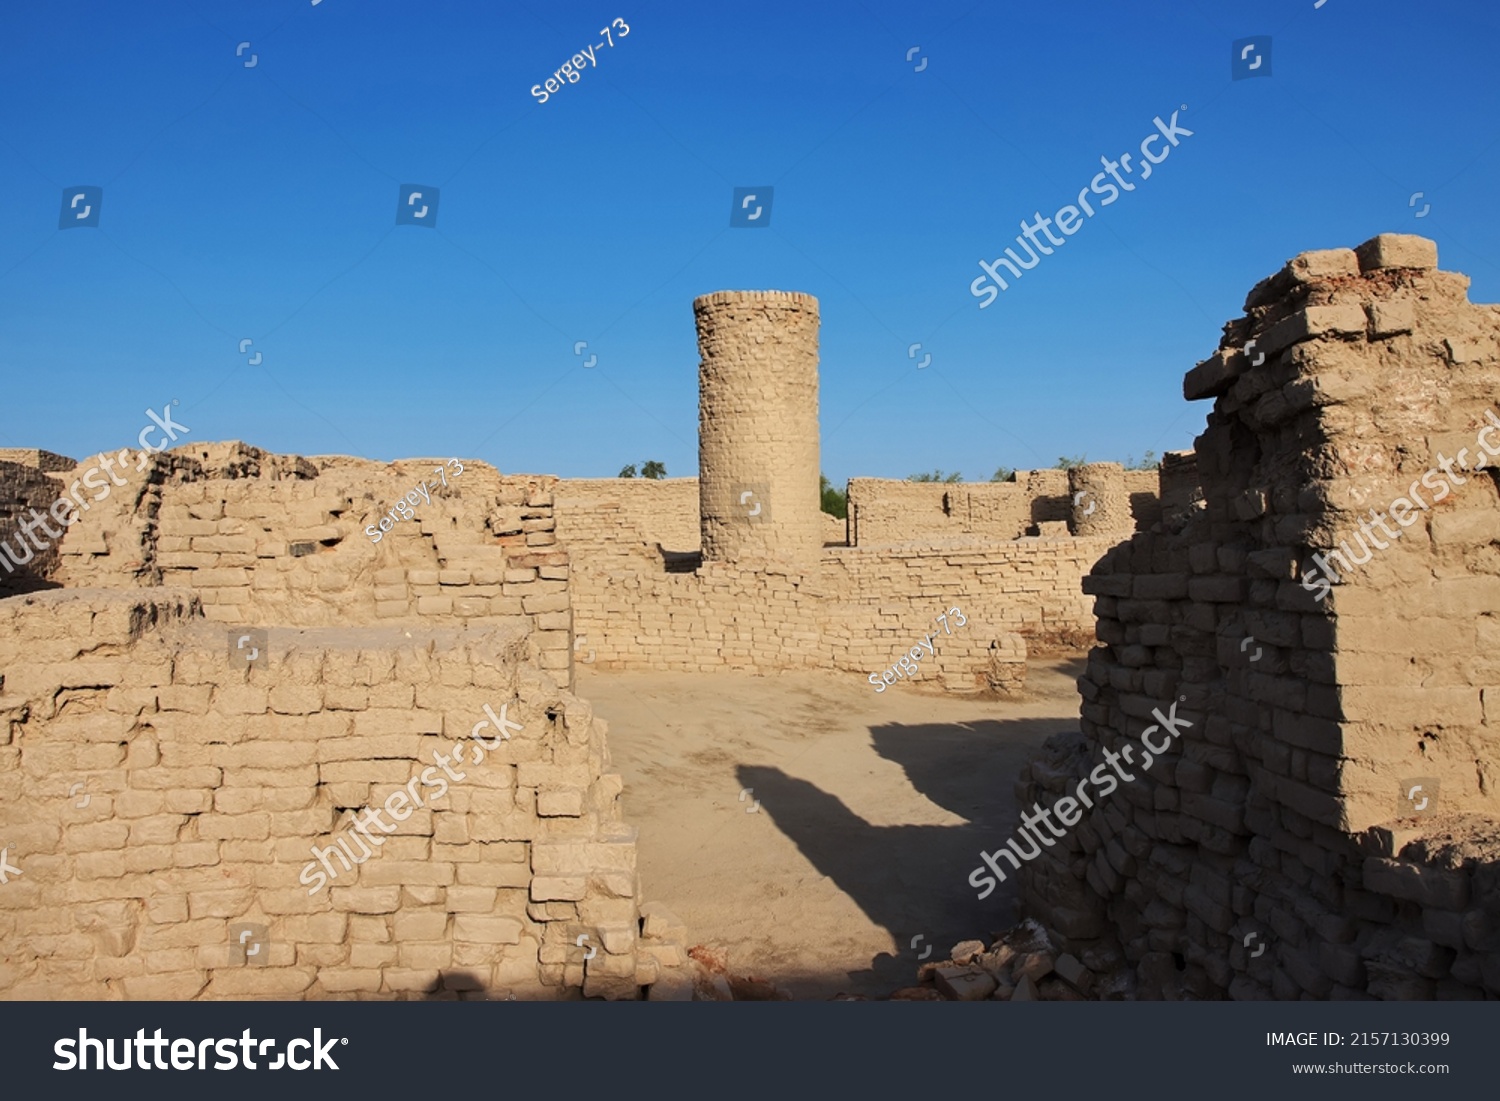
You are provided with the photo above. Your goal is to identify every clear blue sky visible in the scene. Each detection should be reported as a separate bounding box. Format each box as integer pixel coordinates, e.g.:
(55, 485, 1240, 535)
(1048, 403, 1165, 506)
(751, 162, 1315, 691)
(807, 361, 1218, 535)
(3, 0, 1497, 485)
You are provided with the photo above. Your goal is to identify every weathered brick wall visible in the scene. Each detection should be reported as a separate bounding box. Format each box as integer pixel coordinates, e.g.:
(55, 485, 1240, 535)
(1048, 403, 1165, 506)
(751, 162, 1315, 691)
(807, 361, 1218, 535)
(1123, 469, 1162, 530)
(846, 470, 1158, 546)
(1158, 450, 1200, 517)
(821, 537, 1111, 656)
(847, 473, 1072, 546)
(0, 458, 70, 596)
(553, 478, 700, 553)
(45, 446, 573, 687)
(0, 589, 665, 1000)
(567, 535, 1115, 687)
(0, 449, 77, 473)
(1013, 235, 1500, 999)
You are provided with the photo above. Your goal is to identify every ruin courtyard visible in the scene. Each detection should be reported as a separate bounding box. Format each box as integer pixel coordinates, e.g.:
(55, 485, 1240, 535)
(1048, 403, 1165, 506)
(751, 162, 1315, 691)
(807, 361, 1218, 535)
(2, 233, 1499, 1001)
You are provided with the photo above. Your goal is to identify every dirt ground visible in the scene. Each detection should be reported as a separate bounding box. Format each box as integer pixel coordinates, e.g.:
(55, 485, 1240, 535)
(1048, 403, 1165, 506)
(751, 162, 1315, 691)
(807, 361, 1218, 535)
(579, 654, 1087, 1000)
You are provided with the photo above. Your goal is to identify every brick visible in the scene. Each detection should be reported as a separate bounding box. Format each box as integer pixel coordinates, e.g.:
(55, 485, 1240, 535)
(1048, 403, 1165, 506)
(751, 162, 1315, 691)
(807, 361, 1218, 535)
(1355, 234, 1437, 272)
(453, 915, 524, 944)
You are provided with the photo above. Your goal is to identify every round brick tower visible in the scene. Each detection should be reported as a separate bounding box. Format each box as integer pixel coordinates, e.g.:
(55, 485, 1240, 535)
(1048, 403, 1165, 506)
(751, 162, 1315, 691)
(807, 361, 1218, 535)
(695, 290, 821, 565)
(1068, 461, 1133, 537)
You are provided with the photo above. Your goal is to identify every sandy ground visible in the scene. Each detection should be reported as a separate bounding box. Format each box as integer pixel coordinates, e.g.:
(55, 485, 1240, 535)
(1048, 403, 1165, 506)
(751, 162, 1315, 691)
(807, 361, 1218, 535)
(578, 655, 1086, 1000)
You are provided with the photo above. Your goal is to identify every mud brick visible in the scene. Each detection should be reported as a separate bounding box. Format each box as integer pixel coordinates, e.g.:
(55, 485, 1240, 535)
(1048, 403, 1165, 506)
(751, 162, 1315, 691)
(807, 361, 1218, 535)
(1361, 859, 1468, 910)
(1287, 248, 1359, 283)
(1355, 233, 1437, 272)
(934, 965, 997, 1001)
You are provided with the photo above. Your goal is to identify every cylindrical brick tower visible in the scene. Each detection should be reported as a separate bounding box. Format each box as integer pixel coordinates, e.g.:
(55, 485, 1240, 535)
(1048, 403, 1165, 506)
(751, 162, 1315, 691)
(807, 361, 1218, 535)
(695, 290, 821, 565)
(1068, 461, 1133, 537)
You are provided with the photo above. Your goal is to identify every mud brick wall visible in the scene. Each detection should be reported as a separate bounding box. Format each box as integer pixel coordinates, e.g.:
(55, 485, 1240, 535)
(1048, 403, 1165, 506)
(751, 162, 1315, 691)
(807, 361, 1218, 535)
(821, 537, 1114, 656)
(846, 470, 1159, 547)
(45, 445, 575, 687)
(1014, 235, 1500, 999)
(0, 589, 656, 1000)
(572, 557, 826, 673)
(0, 449, 77, 473)
(1158, 450, 1200, 518)
(1123, 469, 1162, 530)
(553, 478, 701, 554)
(568, 536, 1113, 686)
(0, 458, 71, 596)
(846, 472, 1075, 546)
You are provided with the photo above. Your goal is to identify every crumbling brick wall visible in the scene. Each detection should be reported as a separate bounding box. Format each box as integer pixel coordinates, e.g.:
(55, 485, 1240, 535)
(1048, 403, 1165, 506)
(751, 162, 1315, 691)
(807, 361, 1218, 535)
(44, 445, 573, 687)
(0, 449, 77, 473)
(845, 470, 1159, 547)
(0, 589, 666, 999)
(1013, 235, 1500, 999)
(847, 474, 1071, 545)
(0, 457, 72, 597)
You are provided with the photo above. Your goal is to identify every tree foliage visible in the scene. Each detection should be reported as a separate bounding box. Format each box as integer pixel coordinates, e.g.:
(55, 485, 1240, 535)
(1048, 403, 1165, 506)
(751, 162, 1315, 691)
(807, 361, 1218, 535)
(618, 461, 667, 479)
(820, 474, 847, 519)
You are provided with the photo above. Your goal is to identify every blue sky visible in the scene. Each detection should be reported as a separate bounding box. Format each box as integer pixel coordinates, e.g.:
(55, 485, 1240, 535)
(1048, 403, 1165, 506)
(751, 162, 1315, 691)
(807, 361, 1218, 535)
(3, 0, 1497, 485)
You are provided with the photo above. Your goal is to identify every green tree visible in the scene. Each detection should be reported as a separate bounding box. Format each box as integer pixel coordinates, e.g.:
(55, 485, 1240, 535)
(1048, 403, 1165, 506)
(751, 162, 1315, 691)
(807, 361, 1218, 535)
(908, 469, 963, 483)
(990, 466, 1016, 483)
(820, 474, 847, 519)
(617, 464, 638, 478)
(1123, 451, 1158, 470)
(1055, 454, 1087, 471)
(641, 460, 667, 480)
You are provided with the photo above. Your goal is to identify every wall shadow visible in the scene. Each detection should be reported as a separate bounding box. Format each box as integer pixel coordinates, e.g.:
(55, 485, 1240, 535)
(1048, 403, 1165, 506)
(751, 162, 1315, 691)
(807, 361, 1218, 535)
(735, 715, 1073, 994)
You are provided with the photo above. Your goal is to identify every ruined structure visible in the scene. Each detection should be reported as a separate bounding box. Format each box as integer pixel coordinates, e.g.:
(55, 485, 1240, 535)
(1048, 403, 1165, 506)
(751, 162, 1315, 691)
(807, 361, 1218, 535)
(0, 284, 1162, 1000)
(0, 449, 689, 1000)
(552, 290, 1159, 688)
(1016, 235, 1500, 999)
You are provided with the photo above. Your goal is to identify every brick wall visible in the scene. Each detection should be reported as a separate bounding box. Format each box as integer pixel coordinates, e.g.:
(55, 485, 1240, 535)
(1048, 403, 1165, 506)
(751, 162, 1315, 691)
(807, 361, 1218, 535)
(46, 446, 574, 687)
(567, 534, 1117, 688)
(0, 449, 77, 473)
(0, 589, 663, 999)
(553, 478, 700, 553)
(847, 473, 1072, 545)
(1013, 235, 1500, 999)
(0, 458, 69, 597)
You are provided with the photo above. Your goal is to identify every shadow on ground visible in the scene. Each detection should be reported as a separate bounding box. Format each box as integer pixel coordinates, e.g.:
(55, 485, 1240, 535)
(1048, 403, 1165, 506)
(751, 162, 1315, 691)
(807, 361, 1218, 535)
(736, 713, 1075, 994)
